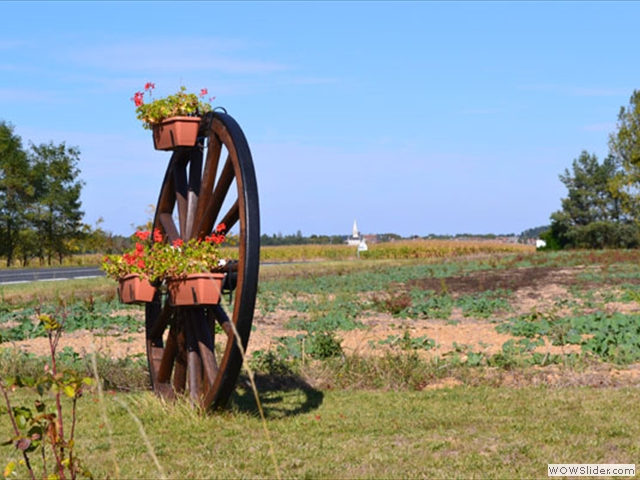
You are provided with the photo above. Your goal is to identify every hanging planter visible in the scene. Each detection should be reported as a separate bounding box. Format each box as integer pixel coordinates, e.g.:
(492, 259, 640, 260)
(131, 83, 215, 151)
(101, 225, 228, 306)
(152, 116, 201, 151)
(167, 273, 225, 306)
(118, 274, 155, 304)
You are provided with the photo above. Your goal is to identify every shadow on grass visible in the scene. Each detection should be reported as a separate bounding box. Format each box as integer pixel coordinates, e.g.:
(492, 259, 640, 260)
(230, 373, 324, 419)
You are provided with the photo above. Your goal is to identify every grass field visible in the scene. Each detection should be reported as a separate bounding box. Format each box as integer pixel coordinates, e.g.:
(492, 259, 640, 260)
(3, 386, 638, 479)
(1, 244, 639, 479)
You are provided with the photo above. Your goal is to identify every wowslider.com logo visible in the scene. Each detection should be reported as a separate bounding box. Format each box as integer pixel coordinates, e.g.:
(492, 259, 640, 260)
(548, 464, 635, 477)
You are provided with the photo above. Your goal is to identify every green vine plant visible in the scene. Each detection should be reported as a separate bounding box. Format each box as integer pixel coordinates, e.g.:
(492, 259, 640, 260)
(0, 312, 93, 480)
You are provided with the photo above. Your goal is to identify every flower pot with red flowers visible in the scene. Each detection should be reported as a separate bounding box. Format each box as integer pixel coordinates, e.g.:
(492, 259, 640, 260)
(152, 224, 229, 306)
(102, 224, 229, 306)
(132, 82, 216, 151)
(101, 229, 163, 304)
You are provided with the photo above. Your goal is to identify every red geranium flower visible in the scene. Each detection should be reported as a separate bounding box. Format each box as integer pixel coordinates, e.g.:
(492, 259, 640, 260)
(123, 253, 136, 266)
(205, 233, 225, 245)
(132, 91, 144, 107)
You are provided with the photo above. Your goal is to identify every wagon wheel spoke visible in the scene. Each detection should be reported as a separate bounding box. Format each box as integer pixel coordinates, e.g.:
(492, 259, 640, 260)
(156, 326, 178, 385)
(195, 155, 234, 239)
(172, 324, 188, 395)
(185, 318, 204, 403)
(148, 302, 173, 340)
(172, 161, 188, 238)
(192, 135, 222, 238)
(146, 112, 260, 409)
(194, 311, 218, 392)
(159, 213, 180, 244)
(217, 200, 240, 233)
(185, 150, 203, 240)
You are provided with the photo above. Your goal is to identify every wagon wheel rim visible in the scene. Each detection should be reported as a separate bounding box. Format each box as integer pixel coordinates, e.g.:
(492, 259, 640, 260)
(145, 112, 260, 409)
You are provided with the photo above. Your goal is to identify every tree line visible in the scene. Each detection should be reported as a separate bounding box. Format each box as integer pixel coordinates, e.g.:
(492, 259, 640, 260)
(0, 121, 87, 266)
(543, 91, 640, 249)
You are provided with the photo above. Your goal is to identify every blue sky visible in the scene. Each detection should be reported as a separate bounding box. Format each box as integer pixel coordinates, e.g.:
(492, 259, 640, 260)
(1, 2, 637, 237)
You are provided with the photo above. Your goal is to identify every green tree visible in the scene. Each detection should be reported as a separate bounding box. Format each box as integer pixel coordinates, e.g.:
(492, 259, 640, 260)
(15, 227, 40, 266)
(0, 121, 32, 266)
(608, 89, 640, 216)
(29, 142, 85, 265)
(548, 151, 638, 249)
(76, 217, 113, 254)
(519, 225, 550, 243)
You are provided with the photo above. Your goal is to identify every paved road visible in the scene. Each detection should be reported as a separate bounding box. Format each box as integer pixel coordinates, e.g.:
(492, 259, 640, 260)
(0, 266, 104, 284)
(0, 261, 290, 285)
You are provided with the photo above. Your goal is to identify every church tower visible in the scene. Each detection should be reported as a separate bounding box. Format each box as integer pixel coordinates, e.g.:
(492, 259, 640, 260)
(346, 219, 361, 246)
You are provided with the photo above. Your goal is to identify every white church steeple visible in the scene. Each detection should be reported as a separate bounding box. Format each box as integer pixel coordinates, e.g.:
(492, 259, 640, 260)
(346, 219, 362, 246)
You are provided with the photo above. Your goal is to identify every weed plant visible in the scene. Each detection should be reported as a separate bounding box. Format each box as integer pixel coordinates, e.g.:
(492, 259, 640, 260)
(0, 314, 94, 479)
(377, 330, 436, 352)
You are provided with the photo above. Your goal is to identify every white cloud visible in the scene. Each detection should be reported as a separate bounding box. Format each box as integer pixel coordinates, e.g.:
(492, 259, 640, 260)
(65, 37, 289, 75)
(0, 88, 66, 103)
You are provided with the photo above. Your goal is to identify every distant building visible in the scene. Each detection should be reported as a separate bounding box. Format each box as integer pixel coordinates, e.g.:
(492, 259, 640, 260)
(362, 234, 378, 245)
(346, 219, 362, 246)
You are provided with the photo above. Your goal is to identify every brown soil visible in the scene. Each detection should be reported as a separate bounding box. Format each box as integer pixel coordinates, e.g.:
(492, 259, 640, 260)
(6, 264, 640, 384)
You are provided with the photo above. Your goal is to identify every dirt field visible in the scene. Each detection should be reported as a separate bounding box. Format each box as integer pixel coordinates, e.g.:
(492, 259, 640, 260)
(7, 263, 640, 386)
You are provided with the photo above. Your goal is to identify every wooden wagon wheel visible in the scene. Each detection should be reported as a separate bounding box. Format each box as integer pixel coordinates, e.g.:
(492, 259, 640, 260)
(144, 111, 260, 409)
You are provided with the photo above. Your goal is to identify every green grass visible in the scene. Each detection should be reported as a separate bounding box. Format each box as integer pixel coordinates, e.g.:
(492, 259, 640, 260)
(0, 276, 117, 307)
(2, 386, 638, 479)
(3, 249, 640, 478)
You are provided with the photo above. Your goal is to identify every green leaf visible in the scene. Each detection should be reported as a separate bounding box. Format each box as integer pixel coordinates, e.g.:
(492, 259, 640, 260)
(13, 407, 32, 429)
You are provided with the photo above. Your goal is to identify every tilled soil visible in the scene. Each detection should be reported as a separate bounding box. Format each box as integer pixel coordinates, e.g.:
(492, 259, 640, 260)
(6, 264, 640, 385)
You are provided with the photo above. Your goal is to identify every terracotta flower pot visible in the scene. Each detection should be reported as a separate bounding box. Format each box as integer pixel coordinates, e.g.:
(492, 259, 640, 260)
(152, 116, 201, 151)
(118, 274, 155, 304)
(167, 273, 225, 306)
